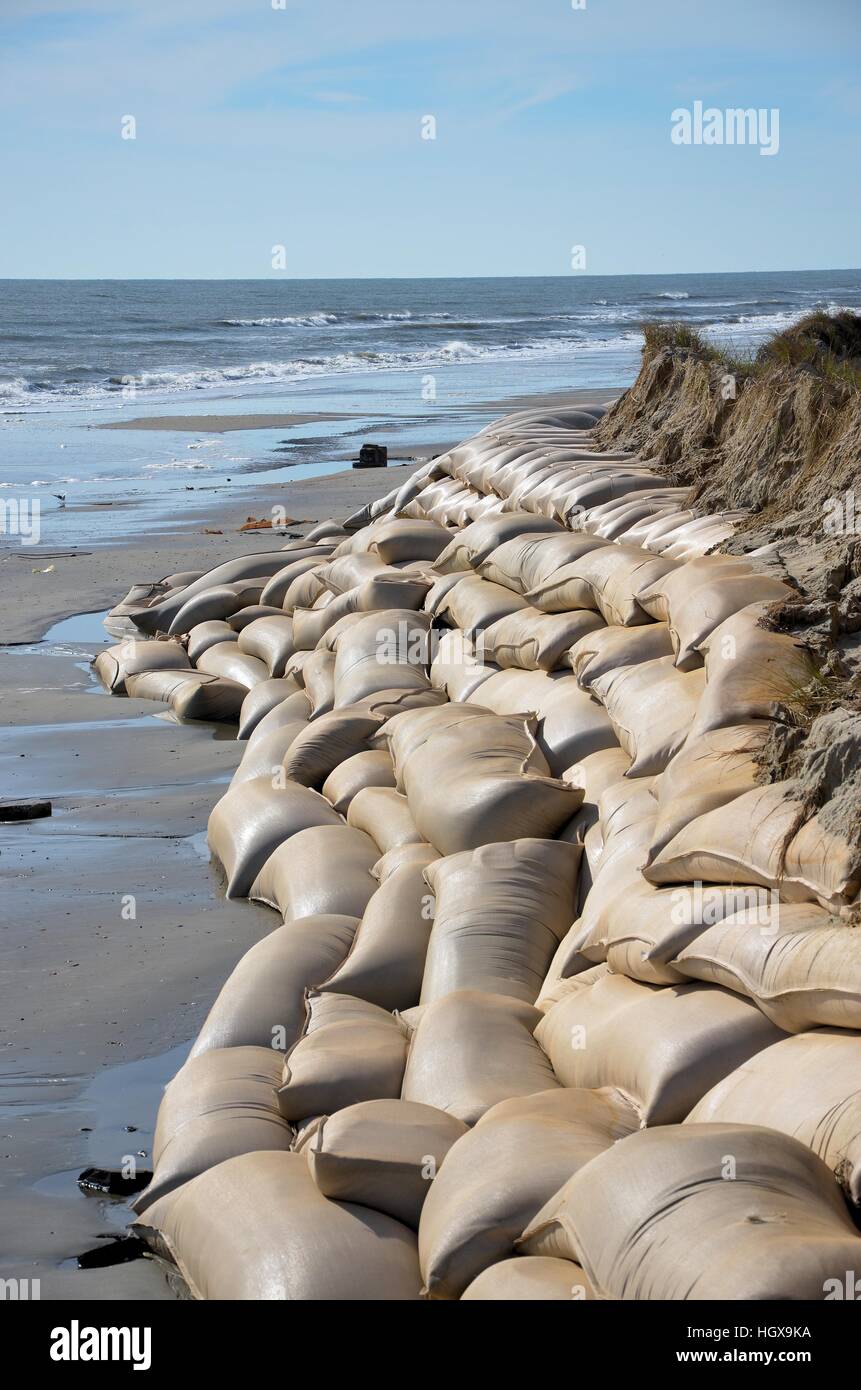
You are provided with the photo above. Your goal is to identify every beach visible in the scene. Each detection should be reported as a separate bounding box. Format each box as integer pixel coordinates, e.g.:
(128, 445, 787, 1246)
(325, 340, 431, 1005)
(0, 382, 619, 1300)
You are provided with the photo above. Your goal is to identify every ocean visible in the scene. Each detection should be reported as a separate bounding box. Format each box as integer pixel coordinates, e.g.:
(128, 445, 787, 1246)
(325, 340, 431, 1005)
(1, 270, 859, 543)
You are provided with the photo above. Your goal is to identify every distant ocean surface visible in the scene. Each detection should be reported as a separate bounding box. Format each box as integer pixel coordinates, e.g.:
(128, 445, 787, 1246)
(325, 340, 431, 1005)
(2, 271, 860, 412)
(1, 271, 859, 547)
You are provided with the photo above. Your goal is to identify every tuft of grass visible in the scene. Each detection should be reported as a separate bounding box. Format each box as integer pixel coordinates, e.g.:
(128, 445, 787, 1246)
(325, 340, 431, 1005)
(641, 309, 861, 391)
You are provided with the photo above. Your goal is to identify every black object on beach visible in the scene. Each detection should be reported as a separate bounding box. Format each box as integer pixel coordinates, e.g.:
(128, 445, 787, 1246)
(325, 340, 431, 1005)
(78, 1166, 153, 1198)
(355, 443, 388, 468)
(0, 799, 52, 822)
(76, 1235, 149, 1270)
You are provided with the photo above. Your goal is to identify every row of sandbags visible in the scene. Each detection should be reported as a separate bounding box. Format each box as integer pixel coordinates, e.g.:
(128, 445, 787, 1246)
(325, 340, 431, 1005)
(94, 406, 861, 1298)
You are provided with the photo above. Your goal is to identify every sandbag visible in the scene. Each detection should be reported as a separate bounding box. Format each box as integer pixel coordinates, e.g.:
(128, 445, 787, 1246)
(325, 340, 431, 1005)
(402, 713, 581, 854)
(190, 915, 360, 1057)
(590, 655, 705, 777)
(169, 674, 247, 724)
(93, 637, 188, 694)
(318, 860, 434, 1011)
(208, 776, 342, 898)
(237, 677, 300, 740)
(536, 973, 783, 1123)
(690, 602, 817, 736)
(124, 667, 200, 704)
(420, 840, 581, 1006)
(372, 841, 440, 883)
(517, 1123, 861, 1299)
(687, 1030, 861, 1204)
(466, 667, 617, 773)
(132, 551, 294, 634)
(195, 641, 268, 689)
(429, 628, 499, 701)
(226, 603, 284, 632)
(370, 518, 451, 565)
(401, 991, 560, 1125)
(433, 513, 561, 574)
(132, 1047, 291, 1215)
(166, 582, 265, 636)
(638, 556, 794, 668)
(301, 648, 336, 717)
(479, 606, 604, 672)
(277, 992, 410, 1122)
(347, 786, 422, 855)
(461, 1257, 596, 1301)
(135, 1151, 422, 1300)
(282, 709, 384, 788)
(333, 610, 432, 707)
(281, 565, 329, 613)
(644, 781, 861, 911)
(231, 720, 310, 787)
(567, 621, 674, 689)
(527, 546, 678, 626)
(250, 824, 379, 919)
(435, 574, 529, 638)
(376, 702, 498, 787)
(322, 749, 397, 814)
(307, 1099, 468, 1229)
(477, 532, 605, 595)
(260, 555, 332, 608)
(236, 614, 296, 677)
(186, 620, 237, 663)
(246, 689, 311, 745)
(646, 723, 767, 861)
(418, 1087, 638, 1299)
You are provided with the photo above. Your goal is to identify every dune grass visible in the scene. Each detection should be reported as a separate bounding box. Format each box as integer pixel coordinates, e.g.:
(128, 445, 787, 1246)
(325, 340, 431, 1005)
(642, 309, 861, 390)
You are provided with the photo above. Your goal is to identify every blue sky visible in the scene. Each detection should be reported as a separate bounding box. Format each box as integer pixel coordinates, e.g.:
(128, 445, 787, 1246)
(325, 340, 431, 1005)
(1, 0, 859, 278)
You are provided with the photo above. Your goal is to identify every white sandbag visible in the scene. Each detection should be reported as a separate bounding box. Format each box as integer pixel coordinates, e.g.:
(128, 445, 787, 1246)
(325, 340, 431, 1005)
(282, 709, 384, 788)
(319, 860, 434, 1010)
(646, 723, 767, 861)
(535, 972, 783, 1123)
(420, 840, 580, 1005)
(132, 1047, 291, 1214)
(250, 824, 379, 919)
(135, 1151, 422, 1300)
(208, 776, 343, 898)
(236, 614, 296, 677)
(479, 606, 604, 672)
(167, 582, 265, 636)
(401, 991, 560, 1125)
(260, 554, 334, 608)
(307, 1099, 467, 1229)
(462, 1257, 596, 1301)
(433, 513, 561, 574)
(190, 915, 360, 1057)
(402, 713, 581, 854)
(322, 749, 396, 814)
(237, 677, 299, 740)
(590, 655, 705, 777)
(687, 1030, 861, 1203)
(333, 609, 432, 707)
(644, 780, 861, 911)
(675, 903, 861, 1031)
(428, 627, 498, 701)
(517, 1123, 861, 1299)
(527, 545, 678, 626)
(373, 841, 440, 883)
(231, 719, 310, 786)
(93, 637, 188, 694)
(186, 620, 237, 663)
(375, 703, 500, 787)
(638, 556, 794, 668)
(132, 551, 293, 634)
(467, 667, 617, 773)
(567, 620, 674, 689)
(246, 689, 311, 744)
(477, 532, 606, 595)
(281, 565, 329, 613)
(277, 992, 410, 1122)
(690, 602, 818, 736)
(418, 1087, 638, 1299)
(124, 668, 200, 704)
(195, 641, 268, 689)
(370, 518, 451, 565)
(301, 648, 336, 717)
(435, 574, 529, 638)
(169, 673, 247, 724)
(347, 786, 422, 855)
(227, 603, 283, 632)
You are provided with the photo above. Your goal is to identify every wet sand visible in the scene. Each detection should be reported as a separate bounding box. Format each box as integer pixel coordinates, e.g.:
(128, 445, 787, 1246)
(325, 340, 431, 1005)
(0, 384, 619, 1300)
